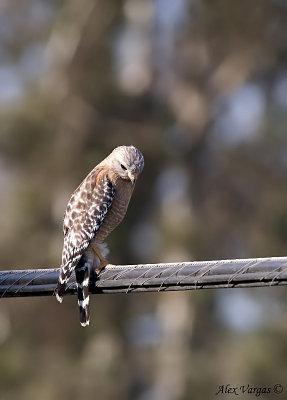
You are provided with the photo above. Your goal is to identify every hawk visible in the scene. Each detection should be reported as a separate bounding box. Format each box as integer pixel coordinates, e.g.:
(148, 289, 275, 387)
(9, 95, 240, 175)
(55, 145, 144, 327)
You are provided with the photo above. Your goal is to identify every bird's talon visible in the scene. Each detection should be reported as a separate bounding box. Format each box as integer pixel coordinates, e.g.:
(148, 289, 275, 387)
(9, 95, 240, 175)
(95, 261, 109, 275)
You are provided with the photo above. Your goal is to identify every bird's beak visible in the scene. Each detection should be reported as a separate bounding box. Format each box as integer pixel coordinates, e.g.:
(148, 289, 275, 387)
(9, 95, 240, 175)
(128, 172, 137, 184)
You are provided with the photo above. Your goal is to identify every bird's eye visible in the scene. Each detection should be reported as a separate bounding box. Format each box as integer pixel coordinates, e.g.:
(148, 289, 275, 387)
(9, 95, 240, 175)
(121, 164, 127, 170)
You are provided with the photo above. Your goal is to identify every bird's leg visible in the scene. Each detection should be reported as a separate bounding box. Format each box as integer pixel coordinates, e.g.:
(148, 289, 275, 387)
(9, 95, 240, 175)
(92, 245, 111, 275)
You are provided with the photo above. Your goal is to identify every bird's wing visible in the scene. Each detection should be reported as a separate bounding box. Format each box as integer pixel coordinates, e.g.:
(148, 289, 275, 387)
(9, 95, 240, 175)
(63, 169, 115, 254)
(56, 169, 115, 303)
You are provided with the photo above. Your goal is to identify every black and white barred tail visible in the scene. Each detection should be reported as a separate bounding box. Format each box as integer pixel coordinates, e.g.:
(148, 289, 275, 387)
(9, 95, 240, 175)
(75, 262, 90, 327)
(55, 256, 90, 327)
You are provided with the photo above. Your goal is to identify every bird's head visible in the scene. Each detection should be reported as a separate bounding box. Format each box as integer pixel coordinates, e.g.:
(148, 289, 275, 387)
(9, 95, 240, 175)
(108, 145, 144, 184)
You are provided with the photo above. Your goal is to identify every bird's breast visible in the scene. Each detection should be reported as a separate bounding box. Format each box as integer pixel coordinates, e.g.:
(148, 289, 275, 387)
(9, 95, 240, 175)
(94, 179, 134, 242)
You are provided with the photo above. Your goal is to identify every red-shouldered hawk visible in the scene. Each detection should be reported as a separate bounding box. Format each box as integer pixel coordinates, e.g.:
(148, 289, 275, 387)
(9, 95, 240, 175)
(55, 145, 144, 327)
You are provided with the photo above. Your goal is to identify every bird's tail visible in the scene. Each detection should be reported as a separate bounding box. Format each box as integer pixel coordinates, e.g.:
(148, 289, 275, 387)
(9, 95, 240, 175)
(75, 262, 90, 327)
